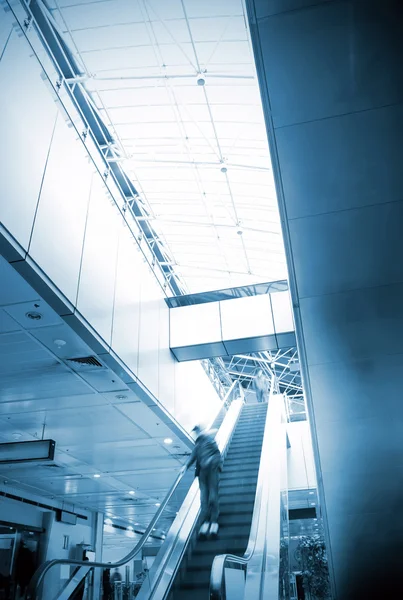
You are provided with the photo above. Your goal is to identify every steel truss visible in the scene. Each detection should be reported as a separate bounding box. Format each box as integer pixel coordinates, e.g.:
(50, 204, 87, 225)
(221, 348, 306, 421)
(7, 0, 186, 297)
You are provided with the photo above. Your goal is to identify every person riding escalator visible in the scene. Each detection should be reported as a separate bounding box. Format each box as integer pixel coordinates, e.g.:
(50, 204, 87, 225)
(184, 424, 223, 538)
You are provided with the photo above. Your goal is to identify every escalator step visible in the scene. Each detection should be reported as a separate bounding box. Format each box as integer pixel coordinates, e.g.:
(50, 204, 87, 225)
(220, 502, 254, 516)
(230, 437, 264, 445)
(234, 420, 266, 427)
(227, 448, 261, 457)
(221, 473, 258, 485)
(231, 431, 265, 440)
(174, 589, 209, 600)
(224, 456, 261, 467)
(220, 493, 256, 504)
(222, 463, 259, 474)
(213, 523, 251, 538)
(219, 511, 253, 526)
(220, 483, 257, 496)
(222, 465, 259, 476)
(231, 433, 265, 441)
(193, 537, 247, 555)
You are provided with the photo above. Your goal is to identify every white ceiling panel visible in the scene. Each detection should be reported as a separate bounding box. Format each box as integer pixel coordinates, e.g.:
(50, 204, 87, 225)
(71, 22, 151, 52)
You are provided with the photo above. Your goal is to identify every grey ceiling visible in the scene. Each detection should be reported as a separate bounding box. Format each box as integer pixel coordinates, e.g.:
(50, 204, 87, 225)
(0, 255, 191, 534)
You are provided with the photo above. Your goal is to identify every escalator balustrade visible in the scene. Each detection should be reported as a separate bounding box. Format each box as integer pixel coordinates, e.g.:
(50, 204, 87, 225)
(171, 403, 268, 600)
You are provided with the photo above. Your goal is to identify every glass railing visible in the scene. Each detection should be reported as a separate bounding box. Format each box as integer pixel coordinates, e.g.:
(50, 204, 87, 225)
(166, 280, 289, 308)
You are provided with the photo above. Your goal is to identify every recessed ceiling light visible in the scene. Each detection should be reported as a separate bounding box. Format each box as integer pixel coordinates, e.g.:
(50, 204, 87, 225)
(127, 526, 134, 531)
(115, 394, 127, 400)
(310, 502, 316, 506)
(164, 438, 173, 445)
(25, 311, 42, 321)
(104, 518, 113, 525)
(54, 339, 66, 347)
(93, 474, 101, 478)
(129, 490, 135, 495)
(155, 503, 161, 507)
(309, 491, 314, 495)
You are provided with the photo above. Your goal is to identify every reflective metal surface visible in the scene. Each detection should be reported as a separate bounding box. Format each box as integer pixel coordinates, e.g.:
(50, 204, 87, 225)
(210, 388, 287, 600)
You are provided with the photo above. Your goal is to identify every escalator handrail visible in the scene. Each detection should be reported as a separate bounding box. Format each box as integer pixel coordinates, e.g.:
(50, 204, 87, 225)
(210, 376, 283, 599)
(26, 380, 242, 599)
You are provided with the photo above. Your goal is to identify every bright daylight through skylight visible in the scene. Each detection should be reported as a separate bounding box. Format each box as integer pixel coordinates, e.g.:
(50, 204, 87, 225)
(49, 0, 287, 293)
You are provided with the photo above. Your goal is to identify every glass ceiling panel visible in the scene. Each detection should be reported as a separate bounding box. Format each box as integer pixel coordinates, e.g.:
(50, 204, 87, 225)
(49, 0, 288, 293)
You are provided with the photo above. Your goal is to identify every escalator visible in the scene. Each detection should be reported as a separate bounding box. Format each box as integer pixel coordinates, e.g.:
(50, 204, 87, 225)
(26, 386, 286, 600)
(173, 403, 268, 600)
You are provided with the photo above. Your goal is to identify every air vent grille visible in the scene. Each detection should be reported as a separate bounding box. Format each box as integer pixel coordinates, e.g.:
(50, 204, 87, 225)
(67, 356, 103, 368)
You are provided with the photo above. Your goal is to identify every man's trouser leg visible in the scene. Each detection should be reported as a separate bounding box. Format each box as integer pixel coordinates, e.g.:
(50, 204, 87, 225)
(199, 469, 210, 523)
(207, 466, 220, 523)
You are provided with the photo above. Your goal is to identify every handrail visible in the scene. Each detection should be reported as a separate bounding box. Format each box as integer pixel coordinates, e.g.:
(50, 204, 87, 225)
(210, 376, 286, 600)
(26, 380, 242, 599)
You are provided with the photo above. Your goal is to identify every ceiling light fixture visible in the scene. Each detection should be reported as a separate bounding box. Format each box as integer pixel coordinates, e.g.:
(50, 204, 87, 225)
(164, 438, 173, 445)
(104, 518, 113, 525)
(25, 311, 42, 321)
(115, 394, 127, 400)
(93, 474, 101, 478)
(155, 503, 161, 507)
(129, 490, 135, 495)
(54, 339, 66, 348)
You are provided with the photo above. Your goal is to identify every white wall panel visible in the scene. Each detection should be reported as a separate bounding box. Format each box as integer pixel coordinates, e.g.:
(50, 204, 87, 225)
(76, 176, 120, 345)
(287, 421, 317, 490)
(29, 115, 92, 304)
(170, 303, 222, 347)
(44, 517, 94, 600)
(220, 295, 274, 340)
(137, 263, 161, 398)
(158, 300, 175, 415)
(0, 31, 58, 250)
(174, 361, 221, 432)
(111, 226, 142, 377)
(271, 290, 294, 334)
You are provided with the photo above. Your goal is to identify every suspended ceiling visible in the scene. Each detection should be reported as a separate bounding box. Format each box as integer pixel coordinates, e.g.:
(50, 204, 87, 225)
(0, 255, 191, 536)
(46, 0, 287, 293)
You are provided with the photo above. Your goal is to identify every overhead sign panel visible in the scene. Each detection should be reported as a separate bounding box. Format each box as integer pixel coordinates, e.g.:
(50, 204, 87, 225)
(0, 440, 56, 464)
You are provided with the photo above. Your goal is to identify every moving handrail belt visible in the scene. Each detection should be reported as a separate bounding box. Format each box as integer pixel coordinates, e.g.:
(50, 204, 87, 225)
(25, 380, 243, 600)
